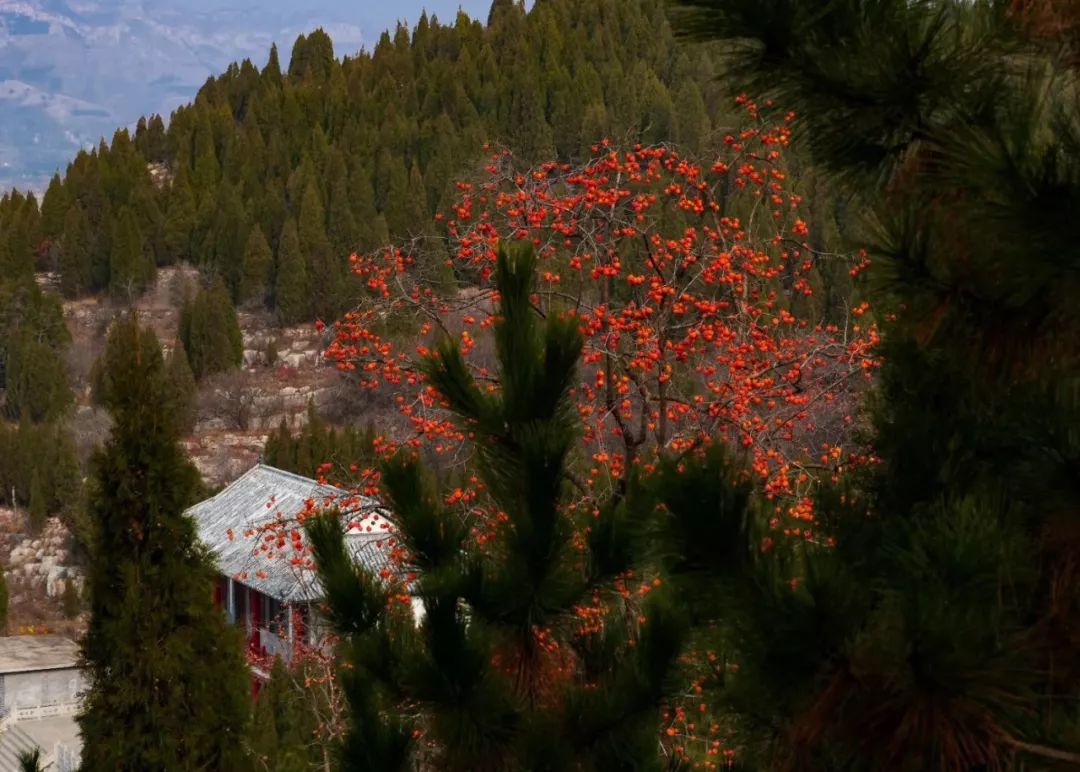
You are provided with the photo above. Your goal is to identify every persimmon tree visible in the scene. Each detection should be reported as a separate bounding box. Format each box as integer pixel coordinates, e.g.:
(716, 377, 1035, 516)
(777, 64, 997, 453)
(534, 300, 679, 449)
(253, 102, 880, 769)
(325, 99, 878, 534)
(307, 242, 786, 771)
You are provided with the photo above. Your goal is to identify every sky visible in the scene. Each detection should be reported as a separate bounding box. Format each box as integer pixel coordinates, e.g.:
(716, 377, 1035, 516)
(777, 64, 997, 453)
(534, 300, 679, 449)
(165, 0, 496, 32)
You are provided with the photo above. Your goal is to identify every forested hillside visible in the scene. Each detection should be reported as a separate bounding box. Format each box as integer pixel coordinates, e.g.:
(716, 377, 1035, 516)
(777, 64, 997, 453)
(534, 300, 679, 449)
(0, 0, 733, 511)
(0, 0, 856, 629)
(1, 0, 737, 319)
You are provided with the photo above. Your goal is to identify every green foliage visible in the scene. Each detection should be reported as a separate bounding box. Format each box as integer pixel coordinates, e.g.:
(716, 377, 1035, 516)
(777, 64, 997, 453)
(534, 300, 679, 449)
(163, 176, 196, 265)
(263, 401, 377, 482)
(164, 342, 199, 433)
(0, 274, 71, 424)
(666, 1, 1080, 768)
(307, 244, 720, 770)
(0, 190, 39, 282)
(60, 204, 94, 297)
(0, 561, 7, 635)
(31, 0, 745, 327)
(61, 578, 81, 620)
(16, 748, 44, 772)
(78, 315, 251, 771)
(264, 338, 279, 367)
(108, 205, 153, 298)
(0, 419, 82, 525)
(40, 173, 70, 241)
(298, 179, 342, 321)
(239, 225, 274, 308)
(27, 467, 46, 534)
(179, 282, 244, 379)
(249, 658, 324, 772)
(273, 218, 311, 324)
(3, 327, 72, 422)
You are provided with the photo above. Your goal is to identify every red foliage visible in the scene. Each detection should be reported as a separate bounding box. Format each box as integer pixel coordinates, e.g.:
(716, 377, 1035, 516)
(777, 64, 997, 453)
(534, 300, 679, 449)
(245, 99, 880, 768)
(324, 98, 879, 534)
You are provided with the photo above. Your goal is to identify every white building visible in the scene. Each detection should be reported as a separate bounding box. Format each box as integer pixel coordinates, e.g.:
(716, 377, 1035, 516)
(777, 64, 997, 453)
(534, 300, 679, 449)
(0, 635, 83, 771)
(185, 463, 396, 687)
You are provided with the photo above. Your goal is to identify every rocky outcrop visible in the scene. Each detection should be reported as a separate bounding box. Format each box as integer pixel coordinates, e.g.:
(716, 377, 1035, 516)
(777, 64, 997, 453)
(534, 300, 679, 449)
(1, 515, 82, 601)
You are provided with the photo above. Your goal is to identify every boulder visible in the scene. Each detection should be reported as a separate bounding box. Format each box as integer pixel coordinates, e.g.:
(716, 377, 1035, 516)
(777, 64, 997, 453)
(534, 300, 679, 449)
(45, 565, 67, 597)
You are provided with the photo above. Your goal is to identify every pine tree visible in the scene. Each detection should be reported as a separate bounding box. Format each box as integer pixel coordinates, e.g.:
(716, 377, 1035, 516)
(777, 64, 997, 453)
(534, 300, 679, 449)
(307, 243, 694, 770)
(239, 224, 274, 307)
(274, 218, 311, 324)
(668, 1, 1080, 768)
(16, 748, 43, 772)
(78, 315, 250, 771)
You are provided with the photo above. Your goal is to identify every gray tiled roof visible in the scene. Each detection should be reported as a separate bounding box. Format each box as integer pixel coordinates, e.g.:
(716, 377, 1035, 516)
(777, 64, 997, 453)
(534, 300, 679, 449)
(0, 635, 78, 675)
(185, 464, 393, 603)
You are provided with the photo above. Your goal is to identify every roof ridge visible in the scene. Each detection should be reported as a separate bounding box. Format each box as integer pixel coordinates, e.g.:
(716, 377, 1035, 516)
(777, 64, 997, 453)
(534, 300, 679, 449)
(189, 463, 264, 510)
(253, 463, 346, 495)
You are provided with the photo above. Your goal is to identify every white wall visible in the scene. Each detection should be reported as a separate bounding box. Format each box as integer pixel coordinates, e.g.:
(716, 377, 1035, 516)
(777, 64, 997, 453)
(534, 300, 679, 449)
(1, 669, 85, 719)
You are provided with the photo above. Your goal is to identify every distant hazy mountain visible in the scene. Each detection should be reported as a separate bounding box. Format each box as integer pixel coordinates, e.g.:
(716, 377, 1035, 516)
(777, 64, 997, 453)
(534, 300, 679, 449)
(0, 0, 490, 192)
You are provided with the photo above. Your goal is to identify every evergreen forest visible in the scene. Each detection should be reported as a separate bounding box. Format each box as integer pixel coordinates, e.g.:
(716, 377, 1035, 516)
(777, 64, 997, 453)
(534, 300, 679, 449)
(1, 0, 1078, 770)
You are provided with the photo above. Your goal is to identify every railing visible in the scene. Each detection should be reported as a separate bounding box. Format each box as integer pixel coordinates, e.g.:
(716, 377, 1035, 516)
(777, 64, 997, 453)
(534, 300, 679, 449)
(55, 742, 80, 772)
(257, 627, 292, 663)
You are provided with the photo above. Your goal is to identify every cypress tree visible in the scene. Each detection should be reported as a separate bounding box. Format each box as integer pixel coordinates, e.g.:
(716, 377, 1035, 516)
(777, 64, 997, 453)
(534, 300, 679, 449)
(60, 205, 93, 298)
(326, 161, 360, 259)
(205, 183, 249, 296)
(108, 206, 151, 299)
(239, 224, 273, 308)
(1, 209, 35, 281)
(164, 342, 198, 432)
(78, 315, 250, 771)
(192, 111, 221, 195)
(674, 80, 710, 154)
(298, 179, 342, 321)
(27, 467, 46, 534)
(61, 579, 81, 620)
(248, 658, 321, 772)
(4, 329, 72, 422)
(132, 181, 166, 267)
(163, 177, 196, 265)
(179, 284, 243, 380)
(49, 425, 83, 521)
(0, 559, 7, 634)
(383, 157, 427, 239)
(274, 218, 311, 324)
(40, 173, 70, 241)
(262, 43, 283, 88)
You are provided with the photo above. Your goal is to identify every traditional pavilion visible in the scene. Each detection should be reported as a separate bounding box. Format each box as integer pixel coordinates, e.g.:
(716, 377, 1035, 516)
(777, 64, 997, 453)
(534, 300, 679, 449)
(186, 463, 394, 682)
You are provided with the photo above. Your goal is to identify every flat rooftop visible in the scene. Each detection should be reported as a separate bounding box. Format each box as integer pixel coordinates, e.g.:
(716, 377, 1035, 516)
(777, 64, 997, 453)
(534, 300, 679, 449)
(0, 636, 79, 675)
